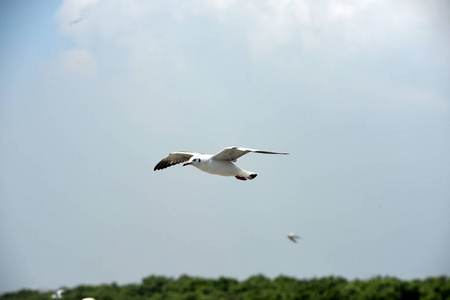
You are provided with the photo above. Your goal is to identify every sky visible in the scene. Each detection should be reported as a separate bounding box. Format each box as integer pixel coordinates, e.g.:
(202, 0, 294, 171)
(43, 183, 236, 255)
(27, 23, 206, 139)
(1, 0, 449, 294)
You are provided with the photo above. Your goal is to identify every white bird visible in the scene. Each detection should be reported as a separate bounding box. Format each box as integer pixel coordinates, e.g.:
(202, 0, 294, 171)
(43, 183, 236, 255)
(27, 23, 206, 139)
(51, 289, 64, 299)
(82, 298, 95, 300)
(154, 146, 288, 180)
(287, 233, 301, 243)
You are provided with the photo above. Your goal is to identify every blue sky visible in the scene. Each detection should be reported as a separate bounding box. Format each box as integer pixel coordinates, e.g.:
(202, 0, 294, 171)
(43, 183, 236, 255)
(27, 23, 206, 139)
(1, 0, 449, 294)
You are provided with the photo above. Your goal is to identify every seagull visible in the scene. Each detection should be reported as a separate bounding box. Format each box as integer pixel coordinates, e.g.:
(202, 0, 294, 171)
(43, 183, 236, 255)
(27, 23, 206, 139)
(51, 289, 65, 299)
(154, 146, 288, 180)
(69, 17, 83, 25)
(287, 233, 301, 243)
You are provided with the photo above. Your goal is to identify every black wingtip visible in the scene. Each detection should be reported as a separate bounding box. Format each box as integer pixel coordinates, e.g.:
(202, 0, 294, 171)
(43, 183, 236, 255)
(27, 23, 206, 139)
(256, 150, 289, 155)
(153, 161, 166, 171)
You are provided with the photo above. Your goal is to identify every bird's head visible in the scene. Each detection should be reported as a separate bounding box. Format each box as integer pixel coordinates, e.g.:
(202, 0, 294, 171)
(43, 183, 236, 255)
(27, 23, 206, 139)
(183, 157, 201, 166)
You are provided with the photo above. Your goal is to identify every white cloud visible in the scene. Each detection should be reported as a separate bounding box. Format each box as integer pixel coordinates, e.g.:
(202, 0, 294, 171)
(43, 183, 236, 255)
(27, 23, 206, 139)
(243, 0, 311, 54)
(55, 0, 99, 25)
(328, 0, 357, 19)
(328, 0, 385, 20)
(54, 0, 449, 57)
(390, 84, 449, 109)
(56, 0, 154, 43)
(58, 49, 98, 79)
(52, 0, 450, 107)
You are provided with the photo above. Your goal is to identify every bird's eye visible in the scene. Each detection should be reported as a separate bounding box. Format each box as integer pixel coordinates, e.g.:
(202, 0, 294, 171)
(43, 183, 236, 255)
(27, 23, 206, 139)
(197, 159, 201, 162)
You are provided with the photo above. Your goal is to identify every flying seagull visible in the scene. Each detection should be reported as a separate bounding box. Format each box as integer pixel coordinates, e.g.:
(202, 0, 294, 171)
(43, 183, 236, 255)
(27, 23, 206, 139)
(51, 289, 65, 299)
(69, 17, 83, 25)
(154, 146, 288, 180)
(287, 233, 301, 243)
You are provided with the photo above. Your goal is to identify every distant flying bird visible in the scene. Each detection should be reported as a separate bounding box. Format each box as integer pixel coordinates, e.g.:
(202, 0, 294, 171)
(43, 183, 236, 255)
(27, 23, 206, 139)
(69, 18, 83, 25)
(287, 233, 301, 243)
(154, 146, 288, 180)
(51, 289, 64, 299)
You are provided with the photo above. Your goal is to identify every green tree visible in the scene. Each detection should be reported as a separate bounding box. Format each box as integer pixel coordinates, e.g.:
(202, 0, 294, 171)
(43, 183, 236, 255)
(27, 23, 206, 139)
(2, 275, 450, 300)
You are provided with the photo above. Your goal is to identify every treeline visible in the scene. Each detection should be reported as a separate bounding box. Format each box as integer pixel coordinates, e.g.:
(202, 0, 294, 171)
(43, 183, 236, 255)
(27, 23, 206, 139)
(1, 274, 449, 300)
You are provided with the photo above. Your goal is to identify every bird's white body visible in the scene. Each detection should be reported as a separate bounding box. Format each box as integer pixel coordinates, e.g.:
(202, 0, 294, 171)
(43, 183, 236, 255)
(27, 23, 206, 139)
(191, 155, 252, 178)
(51, 289, 64, 299)
(154, 146, 288, 181)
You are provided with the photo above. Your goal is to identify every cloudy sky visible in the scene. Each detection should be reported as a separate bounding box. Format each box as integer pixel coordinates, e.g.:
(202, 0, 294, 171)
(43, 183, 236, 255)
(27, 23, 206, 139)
(1, 0, 449, 294)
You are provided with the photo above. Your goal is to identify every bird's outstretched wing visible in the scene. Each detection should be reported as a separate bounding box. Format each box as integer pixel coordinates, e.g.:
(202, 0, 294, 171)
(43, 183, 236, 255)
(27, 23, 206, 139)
(211, 146, 288, 162)
(154, 152, 196, 171)
(288, 233, 301, 243)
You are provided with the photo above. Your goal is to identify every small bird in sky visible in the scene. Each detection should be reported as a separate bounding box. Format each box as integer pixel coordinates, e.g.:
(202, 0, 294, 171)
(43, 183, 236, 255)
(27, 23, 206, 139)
(287, 233, 301, 243)
(69, 17, 83, 25)
(154, 146, 288, 180)
(51, 289, 65, 299)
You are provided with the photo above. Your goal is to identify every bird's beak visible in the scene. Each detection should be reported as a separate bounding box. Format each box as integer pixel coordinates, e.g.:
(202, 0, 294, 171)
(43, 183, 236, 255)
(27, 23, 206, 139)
(183, 162, 191, 166)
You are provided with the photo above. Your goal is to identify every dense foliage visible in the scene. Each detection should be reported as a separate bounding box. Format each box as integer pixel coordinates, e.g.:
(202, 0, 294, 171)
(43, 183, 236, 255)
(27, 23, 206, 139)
(1, 275, 449, 300)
